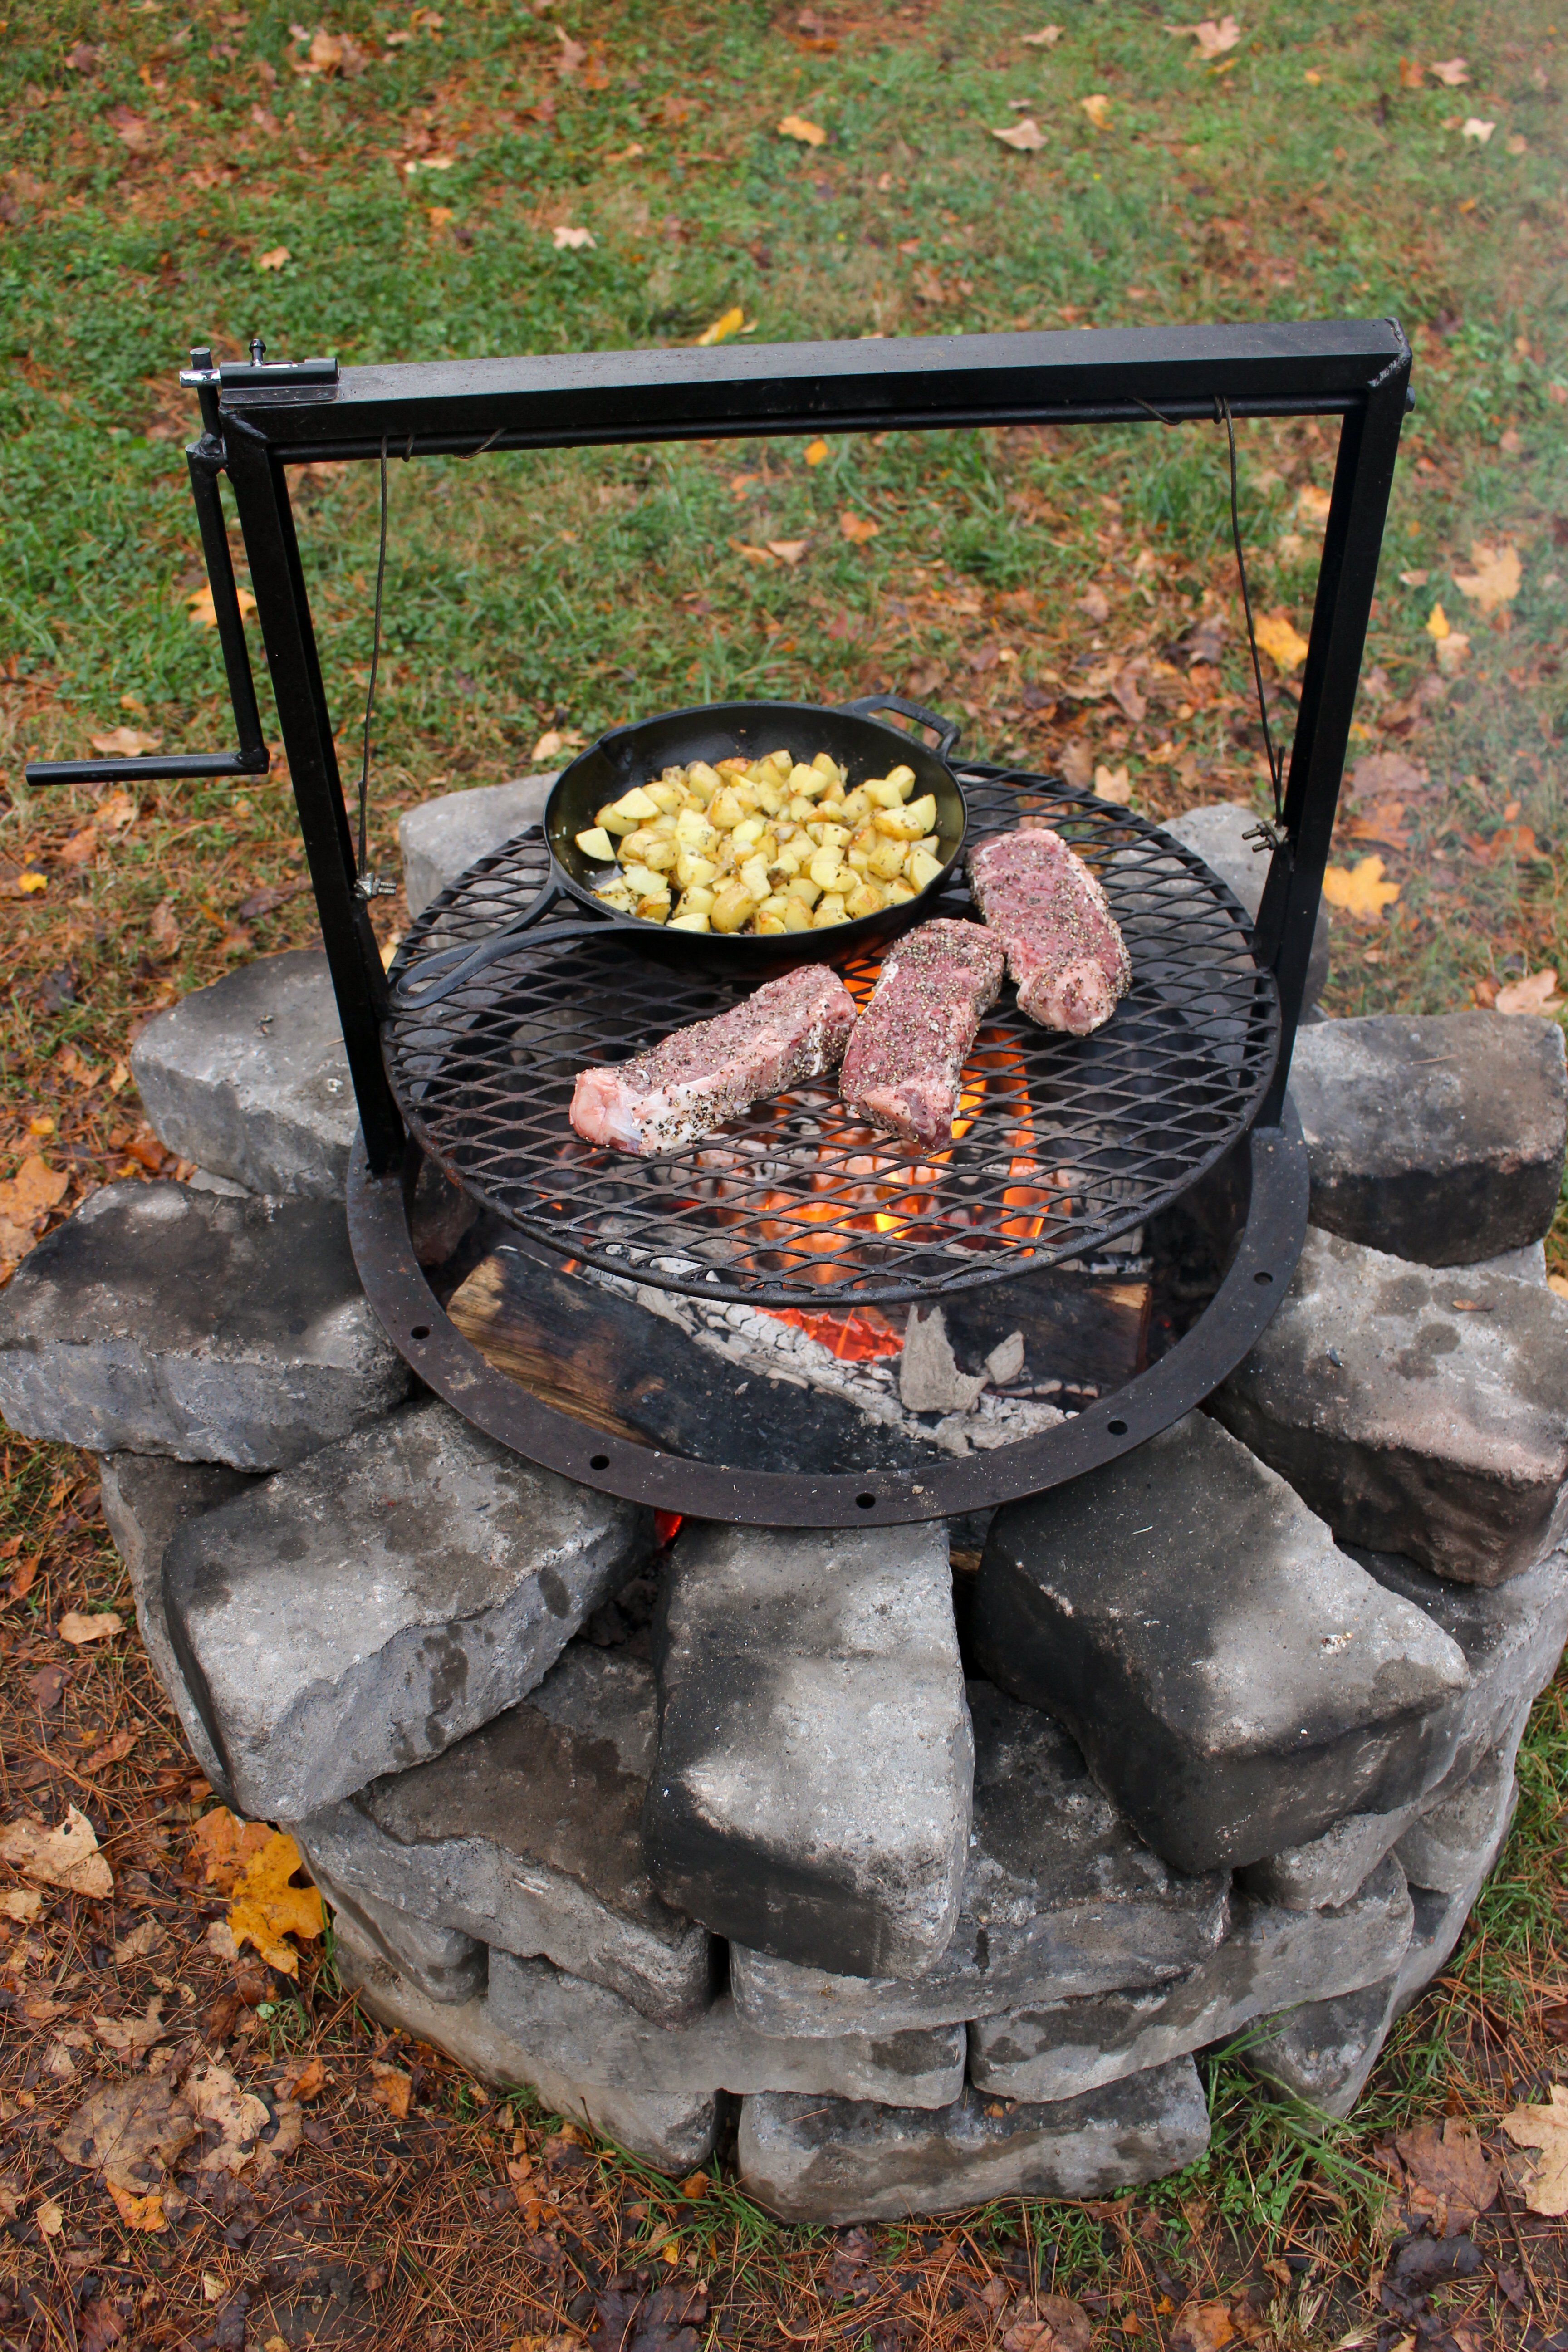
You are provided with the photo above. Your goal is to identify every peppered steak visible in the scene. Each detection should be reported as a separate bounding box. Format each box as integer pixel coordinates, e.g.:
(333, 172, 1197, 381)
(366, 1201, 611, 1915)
(969, 828, 1132, 1036)
(570, 964, 858, 1157)
(838, 919, 1006, 1151)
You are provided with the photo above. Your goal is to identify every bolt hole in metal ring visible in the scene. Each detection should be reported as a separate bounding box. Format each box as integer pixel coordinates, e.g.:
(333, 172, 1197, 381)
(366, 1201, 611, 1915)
(1107, 1419, 1129, 1436)
(1254, 1269, 1274, 1284)
(384, 764, 1281, 1315)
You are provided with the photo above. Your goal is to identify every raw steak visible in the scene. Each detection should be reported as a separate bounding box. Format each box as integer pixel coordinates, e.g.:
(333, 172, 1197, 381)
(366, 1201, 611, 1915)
(969, 828, 1132, 1035)
(839, 920, 1005, 1150)
(570, 965, 857, 1157)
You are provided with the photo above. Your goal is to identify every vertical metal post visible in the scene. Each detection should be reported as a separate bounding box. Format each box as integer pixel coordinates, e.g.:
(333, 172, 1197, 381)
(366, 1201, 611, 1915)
(222, 416, 406, 1171)
(185, 449, 270, 772)
(1254, 339, 1411, 1120)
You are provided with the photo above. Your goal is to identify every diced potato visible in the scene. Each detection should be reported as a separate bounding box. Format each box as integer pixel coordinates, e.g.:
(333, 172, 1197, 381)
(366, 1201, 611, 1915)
(809, 845, 848, 892)
(575, 826, 616, 862)
(839, 788, 871, 824)
(755, 914, 789, 936)
(773, 840, 807, 876)
(594, 881, 637, 911)
(645, 781, 682, 815)
(622, 862, 670, 900)
(686, 760, 725, 797)
(846, 848, 872, 875)
(641, 836, 679, 872)
(610, 785, 662, 823)
(787, 793, 818, 823)
(789, 762, 831, 799)
(868, 836, 908, 881)
(906, 847, 946, 892)
(710, 882, 757, 933)
(708, 786, 750, 831)
(636, 897, 671, 924)
(675, 805, 719, 853)
(731, 815, 767, 851)
(862, 776, 905, 810)
(753, 780, 785, 817)
(678, 884, 716, 916)
(873, 793, 937, 842)
(740, 857, 773, 900)
(668, 911, 712, 932)
(787, 874, 822, 907)
(760, 749, 795, 778)
(844, 879, 885, 920)
(885, 877, 916, 903)
(715, 756, 751, 777)
(811, 751, 842, 783)
(675, 851, 718, 891)
(886, 764, 916, 798)
(815, 822, 851, 852)
(597, 801, 640, 837)
(812, 892, 848, 927)
(756, 893, 791, 922)
(783, 897, 815, 932)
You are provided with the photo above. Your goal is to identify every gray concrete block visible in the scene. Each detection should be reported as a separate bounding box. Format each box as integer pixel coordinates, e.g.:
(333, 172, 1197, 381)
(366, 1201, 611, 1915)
(486, 1951, 965, 2109)
(1214, 1228, 1568, 1585)
(164, 1399, 650, 1820)
(0, 1183, 410, 1470)
(1355, 1544, 1568, 1774)
(729, 1684, 1228, 2039)
(971, 1411, 1469, 1873)
(129, 951, 356, 1200)
(298, 1643, 714, 2026)
(1286, 1012, 1567, 1266)
(1395, 1726, 1524, 1895)
(1240, 1805, 1416, 1915)
(98, 1452, 254, 1798)
(338, 1944, 719, 2174)
(1233, 1976, 1400, 2121)
(966, 1855, 1412, 2105)
(1472, 1241, 1548, 1286)
(399, 774, 557, 921)
(644, 1522, 974, 1979)
(1164, 802, 1329, 1007)
(737, 2058, 1210, 2224)
(309, 1860, 487, 2006)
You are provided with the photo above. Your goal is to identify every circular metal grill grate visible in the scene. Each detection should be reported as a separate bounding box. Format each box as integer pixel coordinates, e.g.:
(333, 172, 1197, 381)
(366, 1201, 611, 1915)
(385, 769, 1280, 1308)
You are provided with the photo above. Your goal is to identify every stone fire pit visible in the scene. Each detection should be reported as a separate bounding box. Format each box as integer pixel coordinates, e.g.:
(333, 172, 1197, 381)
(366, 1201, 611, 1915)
(1, 792, 1564, 2225)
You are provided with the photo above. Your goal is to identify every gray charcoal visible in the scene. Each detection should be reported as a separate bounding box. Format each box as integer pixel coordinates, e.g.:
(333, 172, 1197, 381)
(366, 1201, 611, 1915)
(338, 1945, 718, 2173)
(399, 774, 556, 920)
(98, 1452, 254, 1797)
(486, 1951, 965, 2109)
(737, 2059, 1210, 2225)
(971, 1411, 1468, 1873)
(165, 1399, 649, 1820)
(1214, 1228, 1568, 1585)
(309, 1860, 486, 2006)
(730, 1684, 1228, 2039)
(129, 951, 356, 1199)
(0, 1182, 410, 1470)
(1164, 801, 1329, 1006)
(967, 1855, 1412, 2105)
(644, 1521, 973, 1979)
(1286, 1011, 1567, 1265)
(299, 1643, 713, 2026)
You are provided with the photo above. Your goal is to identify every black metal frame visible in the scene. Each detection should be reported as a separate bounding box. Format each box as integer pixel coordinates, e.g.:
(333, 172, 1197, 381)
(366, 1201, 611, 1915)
(24, 319, 1407, 1516)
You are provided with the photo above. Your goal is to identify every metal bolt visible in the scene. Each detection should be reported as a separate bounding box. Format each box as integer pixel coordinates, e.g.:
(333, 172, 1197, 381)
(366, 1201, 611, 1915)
(189, 344, 214, 372)
(250, 336, 267, 367)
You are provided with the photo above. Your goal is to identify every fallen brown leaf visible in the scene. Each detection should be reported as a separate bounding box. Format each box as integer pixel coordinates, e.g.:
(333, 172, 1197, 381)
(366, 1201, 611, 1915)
(58, 1610, 123, 1646)
(1169, 2300, 1236, 2352)
(778, 113, 827, 146)
(189, 1805, 273, 1896)
(57, 2075, 197, 2231)
(1079, 93, 1112, 127)
(88, 725, 162, 757)
(1501, 2084, 1568, 2214)
(182, 2058, 270, 2175)
(1002, 2296, 1093, 2352)
(1452, 539, 1521, 614)
(1395, 2117, 1500, 2226)
(992, 118, 1046, 150)
(370, 2062, 413, 2119)
(1254, 610, 1310, 671)
(0, 1806, 113, 1898)
(1496, 969, 1564, 1015)
(1321, 856, 1400, 918)
(839, 511, 879, 543)
(1077, 584, 1111, 623)
(277, 2053, 328, 2102)
(94, 1999, 175, 2063)
(0, 1155, 70, 1227)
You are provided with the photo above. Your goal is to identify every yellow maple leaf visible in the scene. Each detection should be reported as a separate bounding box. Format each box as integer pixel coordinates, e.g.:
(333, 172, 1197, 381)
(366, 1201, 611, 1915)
(1453, 539, 1521, 613)
(804, 436, 829, 465)
(189, 1806, 273, 1896)
(1254, 611, 1310, 671)
(188, 584, 257, 628)
(1080, 93, 1112, 127)
(695, 304, 745, 347)
(1426, 600, 1450, 638)
(1322, 856, 1401, 918)
(226, 1833, 324, 1976)
(778, 113, 826, 146)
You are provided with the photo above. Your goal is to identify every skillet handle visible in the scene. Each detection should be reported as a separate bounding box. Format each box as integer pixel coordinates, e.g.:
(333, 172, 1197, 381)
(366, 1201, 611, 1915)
(835, 691, 962, 763)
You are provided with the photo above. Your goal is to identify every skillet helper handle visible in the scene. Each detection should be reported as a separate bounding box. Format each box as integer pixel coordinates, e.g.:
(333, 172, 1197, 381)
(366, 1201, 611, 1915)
(836, 691, 963, 763)
(392, 858, 600, 1012)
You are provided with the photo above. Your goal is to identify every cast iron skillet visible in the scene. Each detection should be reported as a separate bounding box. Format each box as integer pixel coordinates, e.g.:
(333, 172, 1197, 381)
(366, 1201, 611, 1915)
(394, 693, 967, 1007)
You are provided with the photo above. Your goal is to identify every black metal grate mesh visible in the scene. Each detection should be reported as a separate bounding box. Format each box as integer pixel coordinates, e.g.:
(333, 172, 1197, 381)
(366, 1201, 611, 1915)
(385, 769, 1279, 1308)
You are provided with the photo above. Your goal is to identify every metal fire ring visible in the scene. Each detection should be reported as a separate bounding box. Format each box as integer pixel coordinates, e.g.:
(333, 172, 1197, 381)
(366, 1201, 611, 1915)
(383, 767, 1282, 1313)
(347, 1103, 1308, 1528)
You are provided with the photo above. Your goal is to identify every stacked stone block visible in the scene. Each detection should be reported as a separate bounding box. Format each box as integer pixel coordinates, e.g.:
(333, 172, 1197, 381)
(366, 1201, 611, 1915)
(3, 826, 1565, 2221)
